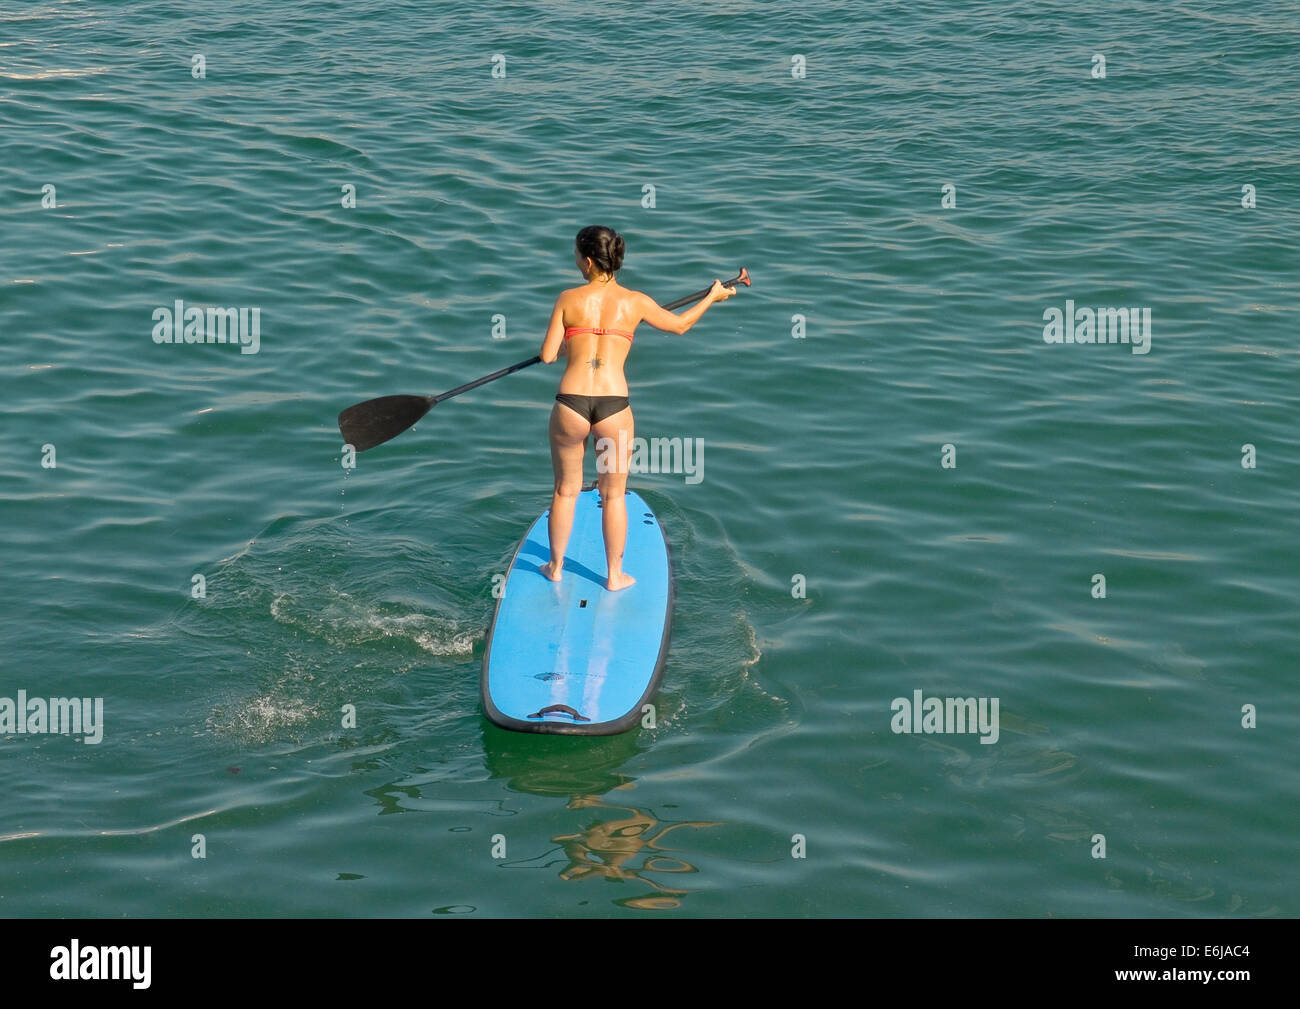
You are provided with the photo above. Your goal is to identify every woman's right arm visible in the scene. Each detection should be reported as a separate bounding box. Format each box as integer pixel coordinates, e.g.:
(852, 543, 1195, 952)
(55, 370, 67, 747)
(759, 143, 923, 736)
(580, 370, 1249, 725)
(539, 295, 566, 363)
(637, 279, 735, 335)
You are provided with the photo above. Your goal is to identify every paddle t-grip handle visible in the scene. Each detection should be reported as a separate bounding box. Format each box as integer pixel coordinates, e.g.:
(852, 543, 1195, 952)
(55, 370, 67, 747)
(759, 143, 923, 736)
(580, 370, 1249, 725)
(659, 266, 750, 311)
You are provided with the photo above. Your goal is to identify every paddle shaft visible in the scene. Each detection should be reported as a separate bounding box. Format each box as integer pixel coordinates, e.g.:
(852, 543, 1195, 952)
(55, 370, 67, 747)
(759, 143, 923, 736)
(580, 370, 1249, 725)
(429, 268, 749, 406)
(432, 354, 541, 405)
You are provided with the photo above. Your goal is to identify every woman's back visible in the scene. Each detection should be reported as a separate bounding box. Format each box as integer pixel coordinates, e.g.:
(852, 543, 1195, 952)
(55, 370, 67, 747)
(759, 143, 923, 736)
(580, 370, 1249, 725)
(554, 280, 639, 396)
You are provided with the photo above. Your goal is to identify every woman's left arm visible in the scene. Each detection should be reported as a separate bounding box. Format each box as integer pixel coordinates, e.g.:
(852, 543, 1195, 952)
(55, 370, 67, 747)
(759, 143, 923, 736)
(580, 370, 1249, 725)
(540, 296, 566, 363)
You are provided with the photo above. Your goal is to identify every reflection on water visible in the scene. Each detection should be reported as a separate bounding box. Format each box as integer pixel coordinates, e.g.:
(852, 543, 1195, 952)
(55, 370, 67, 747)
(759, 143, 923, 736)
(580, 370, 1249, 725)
(545, 796, 720, 910)
(480, 720, 644, 797)
(480, 718, 722, 907)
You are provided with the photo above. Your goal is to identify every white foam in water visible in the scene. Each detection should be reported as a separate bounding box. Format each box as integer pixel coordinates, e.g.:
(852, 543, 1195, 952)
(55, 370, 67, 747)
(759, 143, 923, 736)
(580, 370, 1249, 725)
(412, 625, 476, 656)
(270, 590, 475, 655)
(207, 693, 319, 743)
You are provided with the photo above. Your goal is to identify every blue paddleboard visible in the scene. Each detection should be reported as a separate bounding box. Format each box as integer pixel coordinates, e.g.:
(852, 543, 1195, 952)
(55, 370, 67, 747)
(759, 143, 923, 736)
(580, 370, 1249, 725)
(482, 486, 673, 735)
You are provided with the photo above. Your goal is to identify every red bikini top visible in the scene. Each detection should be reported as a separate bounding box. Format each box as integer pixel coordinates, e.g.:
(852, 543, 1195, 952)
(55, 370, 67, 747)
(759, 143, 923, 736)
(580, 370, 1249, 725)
(563, 326, 634, 343)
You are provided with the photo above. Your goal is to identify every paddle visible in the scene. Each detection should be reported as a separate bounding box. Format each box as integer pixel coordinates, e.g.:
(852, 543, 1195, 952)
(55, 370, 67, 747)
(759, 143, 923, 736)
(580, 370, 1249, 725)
(337, 266, 751, 452)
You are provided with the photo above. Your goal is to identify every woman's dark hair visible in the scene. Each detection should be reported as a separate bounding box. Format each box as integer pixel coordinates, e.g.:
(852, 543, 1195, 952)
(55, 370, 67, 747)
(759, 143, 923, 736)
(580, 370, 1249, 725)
(575, 225, 625, 276)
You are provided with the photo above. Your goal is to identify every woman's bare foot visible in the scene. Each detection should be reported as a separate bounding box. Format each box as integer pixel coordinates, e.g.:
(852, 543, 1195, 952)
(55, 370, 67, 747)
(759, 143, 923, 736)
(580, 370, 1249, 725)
(539, 560, 563, 582)
(606, 572, 636, 591)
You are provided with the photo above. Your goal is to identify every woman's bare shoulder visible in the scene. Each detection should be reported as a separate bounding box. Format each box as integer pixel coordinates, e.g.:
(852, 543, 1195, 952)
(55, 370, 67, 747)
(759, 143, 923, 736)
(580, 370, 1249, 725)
(554, 286, 591, 305)
(616, 285, 650, 305)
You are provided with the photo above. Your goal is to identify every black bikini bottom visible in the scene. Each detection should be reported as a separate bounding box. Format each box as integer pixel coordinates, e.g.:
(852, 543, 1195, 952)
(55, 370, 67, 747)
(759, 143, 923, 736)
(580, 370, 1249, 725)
(554, 393, 631, 425)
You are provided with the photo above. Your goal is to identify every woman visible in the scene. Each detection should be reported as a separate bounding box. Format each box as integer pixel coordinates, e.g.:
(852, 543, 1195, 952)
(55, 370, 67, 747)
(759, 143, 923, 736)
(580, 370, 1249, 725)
(538, 226, 736, 590)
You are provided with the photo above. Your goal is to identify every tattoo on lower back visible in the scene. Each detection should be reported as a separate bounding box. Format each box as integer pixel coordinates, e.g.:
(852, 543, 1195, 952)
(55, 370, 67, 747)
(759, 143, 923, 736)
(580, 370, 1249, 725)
(590, 356, 603, 371)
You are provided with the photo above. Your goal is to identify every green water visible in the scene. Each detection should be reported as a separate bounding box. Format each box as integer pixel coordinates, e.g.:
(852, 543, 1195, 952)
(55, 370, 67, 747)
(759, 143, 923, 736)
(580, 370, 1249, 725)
(1, 1, 1296, 917)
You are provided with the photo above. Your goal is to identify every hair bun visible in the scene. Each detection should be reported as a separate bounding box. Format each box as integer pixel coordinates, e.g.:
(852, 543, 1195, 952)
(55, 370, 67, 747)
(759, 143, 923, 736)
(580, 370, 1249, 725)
(575, 225, 625, 276)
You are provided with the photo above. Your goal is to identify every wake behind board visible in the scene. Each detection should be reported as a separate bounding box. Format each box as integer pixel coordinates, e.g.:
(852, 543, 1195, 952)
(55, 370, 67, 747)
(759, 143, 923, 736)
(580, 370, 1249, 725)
(482, 486, 672, 735)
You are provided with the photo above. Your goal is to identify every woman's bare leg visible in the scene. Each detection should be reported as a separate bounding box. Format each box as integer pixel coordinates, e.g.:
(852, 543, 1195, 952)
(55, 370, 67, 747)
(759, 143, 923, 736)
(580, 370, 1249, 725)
(593, 406, 635, 591)
(540, 402, 590, 582)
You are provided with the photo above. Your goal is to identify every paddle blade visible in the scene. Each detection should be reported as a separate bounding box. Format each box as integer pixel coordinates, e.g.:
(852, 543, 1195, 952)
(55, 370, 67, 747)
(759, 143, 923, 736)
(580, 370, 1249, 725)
(337, 394, 435, 452)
